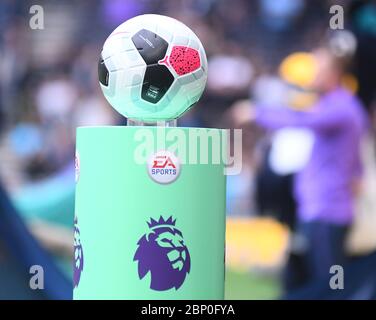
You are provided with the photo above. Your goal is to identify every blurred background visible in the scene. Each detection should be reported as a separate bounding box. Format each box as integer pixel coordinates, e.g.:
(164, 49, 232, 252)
(1, 0, 376, 299)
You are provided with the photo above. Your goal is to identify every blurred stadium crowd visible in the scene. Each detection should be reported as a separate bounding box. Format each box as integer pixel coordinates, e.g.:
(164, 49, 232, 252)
(1, 0, 376, 299)
(1, 0, 373, 188)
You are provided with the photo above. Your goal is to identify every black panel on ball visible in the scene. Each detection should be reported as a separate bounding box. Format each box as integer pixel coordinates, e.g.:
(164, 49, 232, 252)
(142, 65, 174, 103)
(132, 29, 169, 65)
(98, 55, 109, 86)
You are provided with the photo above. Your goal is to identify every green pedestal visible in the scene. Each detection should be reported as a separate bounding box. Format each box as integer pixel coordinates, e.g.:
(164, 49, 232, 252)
(74, 126, 226, 299)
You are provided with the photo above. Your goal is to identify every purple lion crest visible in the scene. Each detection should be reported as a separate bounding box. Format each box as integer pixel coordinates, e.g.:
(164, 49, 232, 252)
(73, 217, 84, 288)
(134, 216, 190, 291)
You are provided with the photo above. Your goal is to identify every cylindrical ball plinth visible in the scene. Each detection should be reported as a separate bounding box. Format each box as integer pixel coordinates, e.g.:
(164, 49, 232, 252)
(74, 126, 226, 299)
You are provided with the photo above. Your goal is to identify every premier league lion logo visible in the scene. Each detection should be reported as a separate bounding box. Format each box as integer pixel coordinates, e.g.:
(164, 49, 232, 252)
(73, 217, 84, 288)
(133, 216, 190, 291)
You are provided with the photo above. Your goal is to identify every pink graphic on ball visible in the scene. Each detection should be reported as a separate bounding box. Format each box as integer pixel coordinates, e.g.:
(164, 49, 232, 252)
(159, 46, 201, 76)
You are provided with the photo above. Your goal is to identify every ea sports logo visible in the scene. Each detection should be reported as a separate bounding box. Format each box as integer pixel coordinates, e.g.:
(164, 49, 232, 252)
(147, 150, 180, 184)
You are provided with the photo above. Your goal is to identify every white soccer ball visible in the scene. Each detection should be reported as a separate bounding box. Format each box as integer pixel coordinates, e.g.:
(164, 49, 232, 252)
(98, 14, 208, 122)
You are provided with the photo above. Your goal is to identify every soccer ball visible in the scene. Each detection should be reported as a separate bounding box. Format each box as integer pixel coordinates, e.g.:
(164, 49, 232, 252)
(98, 14, 208, 122)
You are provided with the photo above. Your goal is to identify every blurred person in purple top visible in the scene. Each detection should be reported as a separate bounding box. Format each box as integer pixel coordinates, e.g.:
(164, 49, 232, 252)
(255, 47, 368, 286)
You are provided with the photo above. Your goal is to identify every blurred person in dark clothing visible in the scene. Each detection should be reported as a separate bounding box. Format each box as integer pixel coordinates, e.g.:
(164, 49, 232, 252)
(254, 53, 317, 233)
(254, 45, 368, 291)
